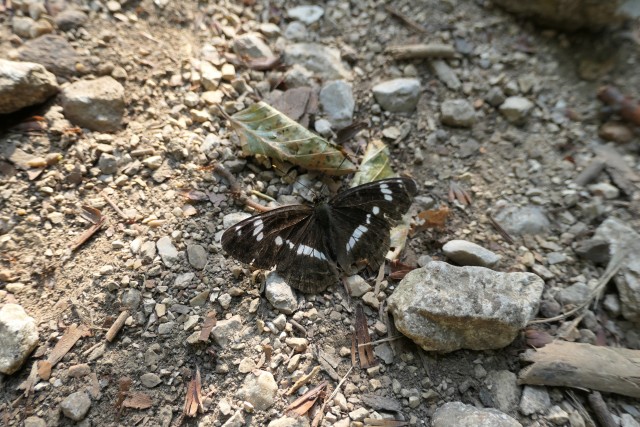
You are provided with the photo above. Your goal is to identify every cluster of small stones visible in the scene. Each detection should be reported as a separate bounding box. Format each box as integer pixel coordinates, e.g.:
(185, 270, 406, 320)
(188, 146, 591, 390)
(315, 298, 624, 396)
(1, 0, 640, 426)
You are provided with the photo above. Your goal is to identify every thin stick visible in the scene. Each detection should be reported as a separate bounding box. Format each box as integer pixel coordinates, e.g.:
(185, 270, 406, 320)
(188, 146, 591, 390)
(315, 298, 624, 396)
(384, 5, 429, 34)
(106, 310, 129, 342)
(359, 335, 403, 347)
(311, 366, 353, 427)
(588, 391, 616, 427)
(101, 192, 132, 222)
(386, 43, 458, 60)
(529, 246, 631, 324)
(487, 213, 515, 245)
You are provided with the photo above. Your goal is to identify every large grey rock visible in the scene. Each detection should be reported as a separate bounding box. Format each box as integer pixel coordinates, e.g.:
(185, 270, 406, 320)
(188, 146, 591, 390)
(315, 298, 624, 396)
(433, 402, 522, 427)
(442, 239, 501, 267)
(372, 78, 420, 113)
(60, 76, 125, 132)
(284, 43, 351, 80)
(319, 80, 354, 130)
(237, 370, 278, 410)
(593, 217, 640, 323)
(0, 59, 59, 114)
(0, 304, 39, 374)
(493, 205, 550, 235)
(388, 261, 544, 352)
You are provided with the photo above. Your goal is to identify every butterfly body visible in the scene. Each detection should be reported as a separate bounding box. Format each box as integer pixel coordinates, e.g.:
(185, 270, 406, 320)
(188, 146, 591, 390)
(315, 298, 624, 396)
(221, 177, 418, 293)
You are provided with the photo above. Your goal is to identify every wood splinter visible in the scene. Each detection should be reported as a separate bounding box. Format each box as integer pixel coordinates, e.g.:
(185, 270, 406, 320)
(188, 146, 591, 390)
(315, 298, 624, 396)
(106, 310, 129, 342)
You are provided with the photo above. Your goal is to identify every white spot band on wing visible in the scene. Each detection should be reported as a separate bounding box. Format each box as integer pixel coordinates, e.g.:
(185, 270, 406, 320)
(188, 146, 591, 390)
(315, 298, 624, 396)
(346, 224, 368, 252)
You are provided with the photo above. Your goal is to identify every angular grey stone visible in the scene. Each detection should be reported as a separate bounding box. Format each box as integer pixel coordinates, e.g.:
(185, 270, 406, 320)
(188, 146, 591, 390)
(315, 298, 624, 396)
(344, 275, 372, 297)
(0, 59, 59, 114)
(156, 236, 179, 267)
(388, 261, 544, 352)
(60, 391, 91, 421)
(493, 205, 550, 235)
(519, 385, 551, 415)
(593, 217, 640, 323)
(442, 240, 501, 267)
(211, 315, 242, 347)
(441, 99, 476, 127)
(268, 416, 310, 427)
(431, 60, 461, 90)
(485, 86, 506, 107)
(237, 370, 278, 410)
(284, 21, 308, 41)
(284, 43, 351, 80)
(187, 244, 207, 270)
(265, 272, 298, 314)
(0, 304, 39, 374)
(433, 402, 521, 427)
(319, 80, 354, 130)
(24, 416, 46, 427)
(54, 9, 88, 31)
(574, 238, 609, 264)
(158, 321, 175, 335)
(288, 5, 324, 24)
(221, 410, 245, 427)
(17, 35, 80, 78)
(174, 272, 195, 289)
(98, 153, 118, 174)
(60, 76, 125, 132)
(486, 370, 520, 413)
(372, 78, 420, 113)
(141, 372, 162, 388)
(499, 96, 534, 125)
(222, 212, 252, 229)
(121, 289, 142, 311)
(232, 33, 274, 60)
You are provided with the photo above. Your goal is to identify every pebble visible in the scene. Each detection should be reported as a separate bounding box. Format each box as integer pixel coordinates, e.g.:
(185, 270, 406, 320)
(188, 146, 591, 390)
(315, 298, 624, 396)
(201, 61, 222, 90)
(238, 357, 257, 373)
(485, 86, 506, 107)
(186, 244, 207, 269)
(60, 76, 125, 132)
(54, 9, 88, 31)
(388, 261, 544, 352)
(0, 304, 39, 375)
(431, 60, 461, 90)
(372, 78, 421, 113)
(558, 282, 590, 306)
(314, 118, 333, 136)
(545, 405, 570, 425)
(319, 80, 354, 130)
(440, 99, 477, 127)
(265, 272, 298, 314)
(285, 337, 308, 352)
(442, 240, 501, 267)
(60, 391, 91, 421)
(17, 35, 80, 78)
(156, 236, 179, 267)
(588, 182, 620, 199)
(344, 275, 372, 297)
(158, 321, 175, 335)
(284, 43, 351, 80)
(288, 5, 324, 24)
(24, 416, 46, 427)
(493, 205, 550, 236)
(237, 370, 278, 410)
(141, 372, 162, 388)
(190, 290, 209, 307)
(486, 370, 520, 413)
(284, 21, 308, 41)
(174, 272, 195, 288)
(519, 385, 551, 415)
(221, 410, 245, 427)
(121, 289, 141, 310)
(499, 96, 534, 125)
(361, 291, 380, 309)
(232, 33, 274, 60)
(349, 407, 369, 421)
(211, 315, 242, 347)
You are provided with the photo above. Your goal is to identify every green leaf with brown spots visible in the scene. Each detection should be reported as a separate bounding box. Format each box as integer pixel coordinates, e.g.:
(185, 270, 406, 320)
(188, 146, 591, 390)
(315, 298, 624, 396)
(350, 138, 394, 187)
(227, 102, 356, 175)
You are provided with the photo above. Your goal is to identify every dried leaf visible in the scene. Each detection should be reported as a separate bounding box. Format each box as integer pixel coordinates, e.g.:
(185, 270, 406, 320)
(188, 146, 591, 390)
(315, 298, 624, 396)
(37, 360, 52, 380)
(183, 367, 204, 417)
(286, 381, 328, 416)
(448, 181, 472, 205)
(350, 139, 394, 187)
(355, 305, 376, 369)
(413, 206, 450, 234)
(388, 260, 416, 281)
(287, 366, 321, 396)
(267, 87, 315, 123)
(226, 102, 356, 175)
(123, 392, 153, 409)
(47, 324, 91, 367)
(115, 376, 132, 410)
(79, 205, 103, 224)
(17, 361, 39, 396)
(387, 214, 412, 261)
(198, 311, 217, 342)
(525, 328, 554, 348)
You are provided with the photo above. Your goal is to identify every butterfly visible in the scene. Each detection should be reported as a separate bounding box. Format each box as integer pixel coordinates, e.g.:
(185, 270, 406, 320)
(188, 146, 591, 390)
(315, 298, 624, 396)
(221, 177, 418, 293)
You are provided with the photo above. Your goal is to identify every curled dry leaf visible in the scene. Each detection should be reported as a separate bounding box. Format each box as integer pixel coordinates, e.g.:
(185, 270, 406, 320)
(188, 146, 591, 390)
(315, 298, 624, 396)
(183, 367, 205, 417)
(354, 305, 376, 369)
(226, 102, 356, 175)
(336, 121, 367, 145)
(350, 139, 394, 188)
(448, 181, 472, 205)
(286, 381, 328, 416)
(388, 260, 416, 281)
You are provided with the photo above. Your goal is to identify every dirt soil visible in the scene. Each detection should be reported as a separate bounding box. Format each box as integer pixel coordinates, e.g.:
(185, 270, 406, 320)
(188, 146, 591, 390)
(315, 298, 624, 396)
(1, 0, 640, 426)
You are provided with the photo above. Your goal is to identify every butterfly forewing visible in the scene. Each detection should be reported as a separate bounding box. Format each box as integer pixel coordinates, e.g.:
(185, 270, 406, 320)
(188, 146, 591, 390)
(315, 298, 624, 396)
(221, 205, 313, 269)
